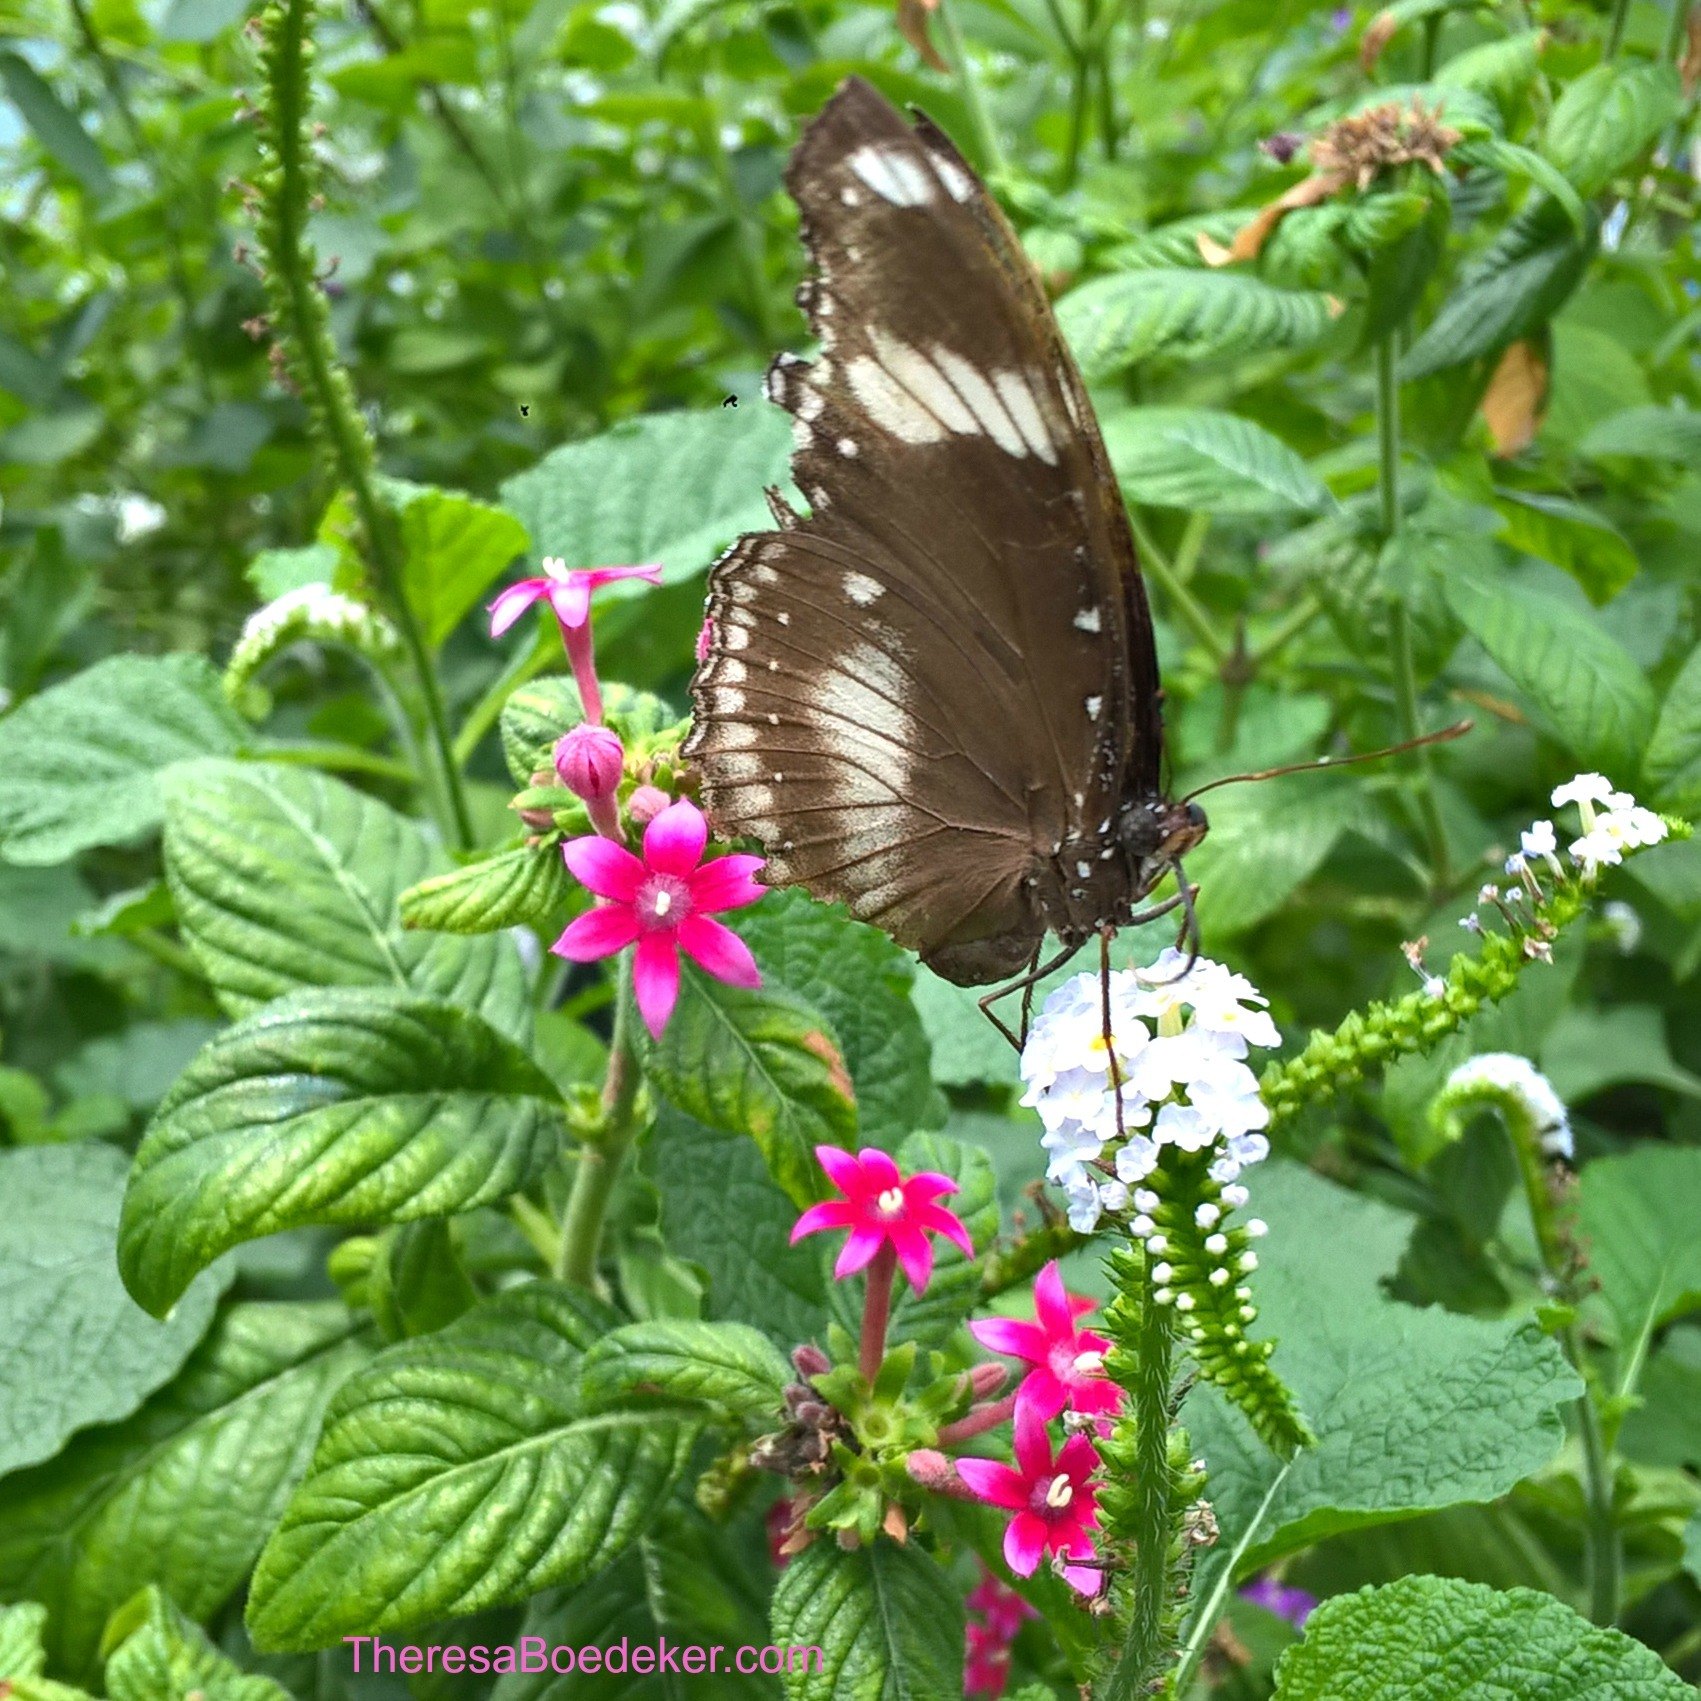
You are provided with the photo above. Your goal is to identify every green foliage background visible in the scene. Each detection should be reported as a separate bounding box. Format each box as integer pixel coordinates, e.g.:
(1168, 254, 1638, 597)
(4, 0, 1701, 1693)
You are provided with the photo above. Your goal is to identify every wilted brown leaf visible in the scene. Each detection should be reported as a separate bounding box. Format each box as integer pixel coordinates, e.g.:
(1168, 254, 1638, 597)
(1481, 338, 1549, 456)
(1360, 7, 1399, 70)
(1197, 172, 1347, 266)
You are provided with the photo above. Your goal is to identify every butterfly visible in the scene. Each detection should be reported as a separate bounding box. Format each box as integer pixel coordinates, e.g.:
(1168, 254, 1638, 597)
(684, 77, 1207, 1011)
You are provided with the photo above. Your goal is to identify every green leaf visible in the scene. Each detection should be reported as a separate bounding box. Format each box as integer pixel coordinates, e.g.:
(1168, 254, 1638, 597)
(1494, 491, 1638, 605)
(246, 1283, 699, 1649)
(0, 53, 112, 194)
(1644, 642, 1701, 813)
(1580, 404, 1701, 467)
(499, 406, 794, 587)
(0, 1603, 91, 1701)
(1620, 1329, 1701, 1469)
(730, 889, 943, 1148)
(162, 759, 530, 1041)
(0, 656, 246, 866)
(1577, 1146, 1701, 1380)
(119, 987, 567, 1315)
(1435, 29, 1544, 115)
(494, 1508, 779, 1699)
(1186, 1166, 1579, 1602)
(648, 1104, 828, 1345)
(1056, 269, 1341, 381)
(1402, 198, 1594, 381)
(1442, 570, 1655, 772)
(643, 974, 857, 1207)
(768, 1537, 963, 1700)
(399, 843, 578, 935)
(1271, 1575, 1692, 1698)
(0, 1144, 229, 1478)
(1100, 407, 1334, 516)
(1546, 61, 1683, 197)
(245, 542, 339, 600)
(579, 1320, 791, 1421)
(392, 482, 530, 648)
(102, 1587, 289, 1701)
(367, 1218, 480, 1339)
(1540, 1004, 1701, 1103)
(0, 1303, 367, 1676)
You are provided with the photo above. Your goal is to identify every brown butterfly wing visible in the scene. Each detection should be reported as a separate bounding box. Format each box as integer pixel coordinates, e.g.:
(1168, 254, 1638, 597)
(685, 78, 1162, 982)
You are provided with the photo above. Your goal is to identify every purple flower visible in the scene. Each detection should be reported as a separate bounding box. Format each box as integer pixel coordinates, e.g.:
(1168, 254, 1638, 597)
(1240, 1574, 1318, 1629)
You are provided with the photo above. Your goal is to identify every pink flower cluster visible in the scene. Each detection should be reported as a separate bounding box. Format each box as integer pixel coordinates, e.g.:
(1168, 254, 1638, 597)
(964, 1568, 1035, 1698)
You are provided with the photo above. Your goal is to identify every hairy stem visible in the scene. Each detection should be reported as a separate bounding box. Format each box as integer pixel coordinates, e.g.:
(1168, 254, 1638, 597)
(937, 0, 1009, 175)
(859, 1244, 898, 1381)
(1571, 1324, 1622, 1625)
(255, 0, 473, 850)
(557, 957, 643, 1286)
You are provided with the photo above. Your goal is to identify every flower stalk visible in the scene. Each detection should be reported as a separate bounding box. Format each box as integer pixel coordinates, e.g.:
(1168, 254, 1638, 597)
(858, 1244, 897, 1382)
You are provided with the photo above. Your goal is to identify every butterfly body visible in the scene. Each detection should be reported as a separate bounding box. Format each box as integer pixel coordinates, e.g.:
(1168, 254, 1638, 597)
(686, 77, 1206, 987)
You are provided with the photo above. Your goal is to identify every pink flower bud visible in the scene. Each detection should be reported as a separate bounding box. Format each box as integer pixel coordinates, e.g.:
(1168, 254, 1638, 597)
(792, 1342, 831, 1378)
(554, 724, 624, 803)
(626, 783, 671, 824)
(968, 1362, 1009, 1399)
(695, 618, 714, 664)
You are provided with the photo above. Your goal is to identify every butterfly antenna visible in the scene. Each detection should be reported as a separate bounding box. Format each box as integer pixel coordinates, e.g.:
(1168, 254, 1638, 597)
(1180, 720, 1472, 805)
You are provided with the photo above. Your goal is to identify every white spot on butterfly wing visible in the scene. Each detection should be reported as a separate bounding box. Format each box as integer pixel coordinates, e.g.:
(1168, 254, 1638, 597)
(846, 144, 935, 206)
(844, 570, 883, 606)
(1085, 695, 1103, 717)
(870, 330, 977, 434)
(993, 371, 1059, 465)
(1075, 606, 1102, 633)
(929, 152, 976, 202)
(837, 437, 858, 457)
(927, 346, 1026, 458)
(847, 355, 949, 445)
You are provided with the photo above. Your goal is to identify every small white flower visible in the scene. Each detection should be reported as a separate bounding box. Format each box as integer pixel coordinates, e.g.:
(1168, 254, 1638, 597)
(1041, 1119, 1105, 1182)
(1133, 1188, 1161, 1214)
(1114, 1135, 1161, 1184)
(1445, 1053, 1571, 1161)
(1058, 1164, 1104, 1233)
(1521, 820, 1557, 858)
(1153, 1100, 1214, 1151)
(1097, 1178, 1130, 1215)
(1221, 1184, 1252, 1209)
(1602, 900, 1642, 954)
(1569, 828, 1623, 875)
(1504, 852, 1528, 878)
(1422, 974, 1446, 999)
(116, 493, 166, 542)
(1225, 1132, 1271, 1170)
(1552, 773, 1614, 809)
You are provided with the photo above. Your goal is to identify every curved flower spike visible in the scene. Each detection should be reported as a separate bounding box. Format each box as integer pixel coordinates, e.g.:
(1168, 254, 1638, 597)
(552, 798, 765, 1039)
(969, 1260, 1122, 1425)
(790, 1145, 973, 1293)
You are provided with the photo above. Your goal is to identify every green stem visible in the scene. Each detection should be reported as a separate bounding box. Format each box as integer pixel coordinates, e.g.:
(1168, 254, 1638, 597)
(936, 0, 1008, 175)
(1129, 512, 1228, 662)
(1061, 45, 1092, 189)
(1102, 1257, 1179, 1701)
(556, 957, 643, 1287)
(980, 1219, 1086, 1297)
(1374, 334, 1448, 882)
(1570, 1323, 1622, 1625)
(1249, 592, 1322, 667)
(454, 619, 557, 769)
(255, 0, 473, 851)
(1605, 0, 1633, 57)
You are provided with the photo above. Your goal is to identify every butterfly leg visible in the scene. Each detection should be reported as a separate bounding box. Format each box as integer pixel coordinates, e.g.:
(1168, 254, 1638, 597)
(1123, 863, 1202, 982)
(978, 939, 1086, 1051)
(1018, 943, 1043, 1048)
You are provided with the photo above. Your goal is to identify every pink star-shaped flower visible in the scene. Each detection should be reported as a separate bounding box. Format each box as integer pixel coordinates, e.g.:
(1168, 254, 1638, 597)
(968, 1261, 1123, 1425)
(790, 1146, 974, 1293)
(488, 558, 663, 639)
(553, 798, 765, 1039)
(955, 1404, 1103, 1595)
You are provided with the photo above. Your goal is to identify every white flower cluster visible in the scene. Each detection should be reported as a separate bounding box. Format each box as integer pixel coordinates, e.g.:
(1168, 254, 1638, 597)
(1020, 951, 1282, 1233)
(1545, 774, 1666, 877)
(1444, 1052, 1572, 1160)
(226, 583, 402, 704)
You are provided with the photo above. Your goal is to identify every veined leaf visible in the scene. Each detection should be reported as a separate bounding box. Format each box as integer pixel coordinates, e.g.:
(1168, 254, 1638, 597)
(1435, 29, 1544, 116)
(1056, 269, 1340, 381)
(1579, 404, 1701, 467)
(0, 52, 112, 195)
(1443, 570, 1654, 771)
(1402, 198, 1594, 380)
(397, 484, 529, 648)
(102, 1587, 289, 1701)
(1272, 1575, 1692, 1698)
(163, 760, 530, 1041)
(0, 1603, 91, 1701)
(0, 656, 246, 866)
(643, 974, 856, 1206)
(246, 1283, 699, 1648)
(119, 987, 567, 1315)
(768, 1538, 963, 1700)
(499, 406, 795, 587)
(1546, 60, 1682, 197)
(399, 843, 578, 936)
(0, 1144, 228, 1479)
(1100, 406, 1335, 516)
(579, 1319, 791, 1420)
(0, 1304, 367, 1677)
(1644, 642, 1701, 813)
(1494, 490, 1637, 605)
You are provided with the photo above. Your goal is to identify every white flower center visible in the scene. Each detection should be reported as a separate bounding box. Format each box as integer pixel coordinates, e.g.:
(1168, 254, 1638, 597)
(875, 1186, 905, 1218)
(635, 874, 691, 933)
(1071, 1350, 1105, 1376)
(1043, 1474, 1074, 1510)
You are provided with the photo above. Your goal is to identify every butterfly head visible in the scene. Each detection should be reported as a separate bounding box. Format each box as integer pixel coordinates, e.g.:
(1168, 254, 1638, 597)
(1117, 796, 1208, 870)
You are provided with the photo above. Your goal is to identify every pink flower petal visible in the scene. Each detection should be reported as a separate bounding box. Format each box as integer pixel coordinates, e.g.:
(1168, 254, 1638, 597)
(687, 854, 767, 912)
(1056, 1432, 1102, 1487)
(632, 932, 681, 1039)
(1013, 1369, 1068, 1424)
(833, 1223, 886, 1280)
(903, 1170, 961, 1203)
(488, 579, 550, 637)
(1073, 1379, 1124, 1418)
(552, 576, 592, 629)
(790, 1199, 857, 1244)
(676, 914, 761, 988)
(1033, 1262, 1074, 1340)
(967, 1317, 1049, 1363)
(1012, 1402, 1053, 1481)
(643, 799, 708, 877)
(584, 562, 664, 592)
(1061, 1560, 1104, 1597)
(955, 1458, 1027, 1511)
(563, 835, 647, 903)
(551, 904, 640, 962)
(890, 1223, 934, 1293)
(814, 1146, 863, 1196)
(857, 1148, 902, 1191)
(914, 1201, 975, 1258)
(1003, 1512, 1048, 1578)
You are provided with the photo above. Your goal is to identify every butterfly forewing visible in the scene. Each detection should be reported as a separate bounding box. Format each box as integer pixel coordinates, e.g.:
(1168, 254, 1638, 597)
(687, 78, 1164, 981)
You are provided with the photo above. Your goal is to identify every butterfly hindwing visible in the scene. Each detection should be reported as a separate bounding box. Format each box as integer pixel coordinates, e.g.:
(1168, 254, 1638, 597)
(687, 77, 1163, 980)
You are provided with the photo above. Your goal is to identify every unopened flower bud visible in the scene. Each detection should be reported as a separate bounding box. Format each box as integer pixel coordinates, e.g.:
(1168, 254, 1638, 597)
(555, 724, 623, 801)
(627, 783, 671, 824)
(968, 1362, 1009, 1398)
(792, 1343, 831, 1378)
